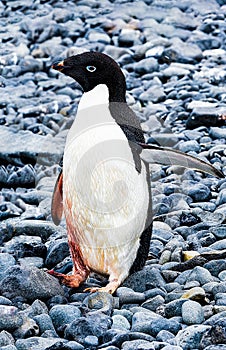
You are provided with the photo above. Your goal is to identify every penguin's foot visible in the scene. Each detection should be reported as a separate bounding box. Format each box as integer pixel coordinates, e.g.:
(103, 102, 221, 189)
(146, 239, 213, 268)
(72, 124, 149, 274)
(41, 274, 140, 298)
(48, 270, 86, 288)
(84, 279, 120, 294)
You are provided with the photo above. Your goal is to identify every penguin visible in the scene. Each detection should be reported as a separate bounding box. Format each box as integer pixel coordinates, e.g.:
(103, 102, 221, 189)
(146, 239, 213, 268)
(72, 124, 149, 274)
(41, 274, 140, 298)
(50, 51, 224, 294)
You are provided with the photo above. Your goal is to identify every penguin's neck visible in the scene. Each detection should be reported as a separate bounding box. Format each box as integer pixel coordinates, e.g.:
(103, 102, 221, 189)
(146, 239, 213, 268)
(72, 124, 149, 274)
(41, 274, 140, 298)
(78, 84, 110, 112)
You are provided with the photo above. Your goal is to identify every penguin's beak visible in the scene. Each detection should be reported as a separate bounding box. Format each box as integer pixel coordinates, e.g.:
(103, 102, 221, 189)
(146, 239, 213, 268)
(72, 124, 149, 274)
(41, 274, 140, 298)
(51, 60, 65, 71)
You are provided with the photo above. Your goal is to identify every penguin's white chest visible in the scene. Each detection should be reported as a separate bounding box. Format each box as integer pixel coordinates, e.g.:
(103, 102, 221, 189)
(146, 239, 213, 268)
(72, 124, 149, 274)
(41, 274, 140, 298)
(63, 85, 149, 273)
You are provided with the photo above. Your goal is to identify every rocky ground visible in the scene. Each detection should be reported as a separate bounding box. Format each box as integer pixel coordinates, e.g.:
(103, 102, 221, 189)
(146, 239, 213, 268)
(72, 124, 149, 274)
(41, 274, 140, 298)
(0, 0, 226, 349)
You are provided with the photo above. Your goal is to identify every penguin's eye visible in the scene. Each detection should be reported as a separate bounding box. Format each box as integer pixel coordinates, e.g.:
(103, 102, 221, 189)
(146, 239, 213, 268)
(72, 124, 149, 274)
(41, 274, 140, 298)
(86, 65, 96, 73)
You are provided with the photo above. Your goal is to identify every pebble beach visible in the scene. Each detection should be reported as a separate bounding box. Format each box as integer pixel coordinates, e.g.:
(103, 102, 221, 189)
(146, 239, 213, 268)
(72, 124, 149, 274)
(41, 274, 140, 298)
(0, 0, 226, 349)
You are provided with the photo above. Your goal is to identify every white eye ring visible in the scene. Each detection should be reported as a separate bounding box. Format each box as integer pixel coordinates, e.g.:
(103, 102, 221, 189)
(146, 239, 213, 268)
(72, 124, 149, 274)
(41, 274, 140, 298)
(86, 65, 96, 72)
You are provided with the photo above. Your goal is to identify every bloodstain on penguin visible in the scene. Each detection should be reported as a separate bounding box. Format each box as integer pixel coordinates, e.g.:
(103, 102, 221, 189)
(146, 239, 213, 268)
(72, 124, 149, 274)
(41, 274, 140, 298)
(50, 52, 224, 294)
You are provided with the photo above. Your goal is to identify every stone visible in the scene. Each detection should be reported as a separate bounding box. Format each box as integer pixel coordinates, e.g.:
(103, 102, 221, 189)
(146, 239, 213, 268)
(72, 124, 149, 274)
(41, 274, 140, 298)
(165, 299, 187, 318)
(33, 314, 56, 335)
(131, 311, 181, 336)
(182, 300, 204, 325)
(0, 306, 23, 331)
(181, 287, 206, 302)
(13, 317, 39, 339)
(111, 315, 130, 331)
(65, 312, 111, 343)
(82, 292, 115, 315)
(45, 239, 70, 268)
(121, 339, 154, 350)
(0, 330, 15, 347)
(176, 325, 211, 350)
(0, 265, 64, 301)
(0, 253, 16, 281)
(49, 305, 81, 330)
(186, 267, 214, 285)
(116, 287, 145, 304)
(141, 295, 165, 312)
(0, 126, 64, 166)
(15, 337, 67, 350)
(178, 140, 200, 153)
(181, 182, 211, 201)
(132, 58, 159, 75)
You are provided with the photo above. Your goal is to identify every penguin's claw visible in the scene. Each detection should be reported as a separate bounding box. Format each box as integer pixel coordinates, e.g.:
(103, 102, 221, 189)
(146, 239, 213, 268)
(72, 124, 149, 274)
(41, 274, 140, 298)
(84, 281, 119, 294)
(47, 270, 83, 288)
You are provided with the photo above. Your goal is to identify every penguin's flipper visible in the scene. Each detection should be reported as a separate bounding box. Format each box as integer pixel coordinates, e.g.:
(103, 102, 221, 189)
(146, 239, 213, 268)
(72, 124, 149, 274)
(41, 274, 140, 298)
(139, 143, 224, 178)
(51, 170, 63, 225)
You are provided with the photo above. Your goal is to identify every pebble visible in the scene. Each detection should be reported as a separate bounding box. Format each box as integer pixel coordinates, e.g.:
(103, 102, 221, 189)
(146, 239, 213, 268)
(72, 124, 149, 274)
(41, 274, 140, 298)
(0, 305, 23, 331)
(164, 299, 187, 318)
(116, 287, 145, 304)
(15, 337, 67, 350)
(0, 253, 16, 281)
(82, 291, 115, 315)
(65, 312, 112, 344)
(176, 325, 211, 350)
(181, 287, 206, 302)
(49, 304, 81, 331)
(111, 315, 130, 331)
(13, 317, 39, 339)
(0, 265, 64, 301)
(182, 300, 204, 325)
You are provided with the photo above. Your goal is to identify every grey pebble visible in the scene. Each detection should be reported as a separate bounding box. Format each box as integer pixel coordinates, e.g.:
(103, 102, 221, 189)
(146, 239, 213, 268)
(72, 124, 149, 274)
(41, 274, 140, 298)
(0, 253, 16, 281)
(111, 315, 130, 331)
(164, 299, 187, 318)
(33, 314, 56, 335)
(116, 287, 145, 304)
(0, 305, 23, 331)
(175, 325, 211, 350)
(0, 346, 17, 350)
(82, 291, 115, 315)
(49, 304, 81, 330)
(15, 337, 67, 350)
(0, 330, 15, 347)
(182, 300, 204, 325)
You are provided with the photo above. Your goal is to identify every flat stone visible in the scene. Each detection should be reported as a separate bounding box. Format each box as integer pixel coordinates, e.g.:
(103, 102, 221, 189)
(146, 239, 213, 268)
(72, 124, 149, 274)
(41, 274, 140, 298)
(15, 337, 67, 350)
(0, 126, 64, 165)
(0, 265, 64, 301)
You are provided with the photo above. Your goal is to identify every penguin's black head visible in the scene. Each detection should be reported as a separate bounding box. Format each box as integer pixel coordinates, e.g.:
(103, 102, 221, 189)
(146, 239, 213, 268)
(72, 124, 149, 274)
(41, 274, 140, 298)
(52, 51, 126, 96)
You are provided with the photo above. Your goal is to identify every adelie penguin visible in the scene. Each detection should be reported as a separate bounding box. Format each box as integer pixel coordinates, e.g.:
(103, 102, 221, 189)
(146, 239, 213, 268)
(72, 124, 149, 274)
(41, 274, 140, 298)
(50, 51, 224, 294)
